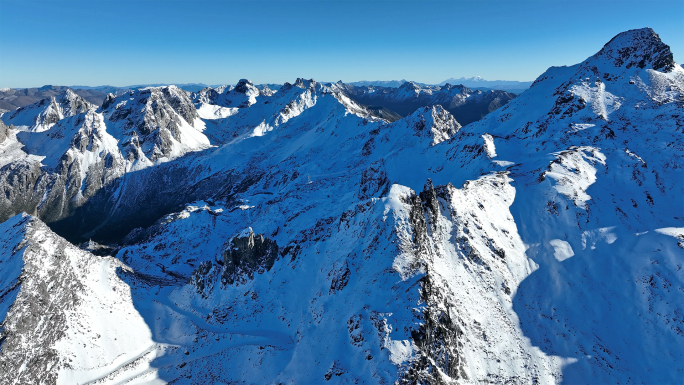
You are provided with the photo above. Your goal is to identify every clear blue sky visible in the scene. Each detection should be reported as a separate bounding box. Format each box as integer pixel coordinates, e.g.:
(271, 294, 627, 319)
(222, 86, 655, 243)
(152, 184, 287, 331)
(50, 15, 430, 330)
(0, 0, 682, 88)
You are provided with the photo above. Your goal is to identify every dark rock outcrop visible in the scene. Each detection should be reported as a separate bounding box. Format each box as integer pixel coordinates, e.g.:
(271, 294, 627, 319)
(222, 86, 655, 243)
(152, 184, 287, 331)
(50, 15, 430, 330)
(221, 229, 279, 285)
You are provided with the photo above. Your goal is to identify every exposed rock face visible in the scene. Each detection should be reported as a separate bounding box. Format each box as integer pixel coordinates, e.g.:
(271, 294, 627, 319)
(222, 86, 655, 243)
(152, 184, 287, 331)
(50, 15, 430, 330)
(403, 276, 467, 383)
(402, 105, 461, 145)
(106, 85, 208, 161)
(0, 120, 9, 143)
(358, 160, 390, 200)
(221, 228, 279, 285)
(0, 215, 77, 385)
(187, 224, 281, 296)
(0, 215, 149, 385)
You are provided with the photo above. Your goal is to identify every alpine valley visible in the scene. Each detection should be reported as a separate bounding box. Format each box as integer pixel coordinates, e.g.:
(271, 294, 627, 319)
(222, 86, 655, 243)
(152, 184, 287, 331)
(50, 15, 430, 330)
(0, 28, 682, 384)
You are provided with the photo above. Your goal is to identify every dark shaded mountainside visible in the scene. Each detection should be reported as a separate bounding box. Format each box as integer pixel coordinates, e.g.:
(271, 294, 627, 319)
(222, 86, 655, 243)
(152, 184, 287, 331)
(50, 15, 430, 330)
(438, 77, 533, 94)
(0, 28, 682, 384)
(338, 81, 517, 125)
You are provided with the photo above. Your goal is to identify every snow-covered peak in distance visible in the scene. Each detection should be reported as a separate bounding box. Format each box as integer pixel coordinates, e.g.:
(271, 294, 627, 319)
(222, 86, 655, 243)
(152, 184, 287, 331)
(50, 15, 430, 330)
(102, 85, 210, 162)
(193, 79, 262, 108)
(257, 84, 277, 96)
(392, 105, 461, 146)
(453, 76, 484, 82)
(194, 77, 390, 143)
(398, 80, 422, 91)
(0, 88, 94, 132)
(346, 79, 421, 88)
(338, 80, 516, 125)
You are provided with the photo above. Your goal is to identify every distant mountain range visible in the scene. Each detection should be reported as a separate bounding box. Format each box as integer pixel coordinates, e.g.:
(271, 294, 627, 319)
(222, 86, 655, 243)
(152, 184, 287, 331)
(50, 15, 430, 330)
(0, 85, 208, 112)
(438, 77, 533, 94)
(70, 83, 215, 93)
(345, 77, 533, 94)
(0, 78, 532, 113)
(0, 86, 113, 112)
(346, 79, 425, 88)
(338, 81, 517, 125)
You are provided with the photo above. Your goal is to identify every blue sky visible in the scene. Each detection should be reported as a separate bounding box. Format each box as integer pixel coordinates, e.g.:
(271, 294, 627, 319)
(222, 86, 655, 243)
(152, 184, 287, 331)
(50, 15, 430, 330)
(0, 0, 682, 88)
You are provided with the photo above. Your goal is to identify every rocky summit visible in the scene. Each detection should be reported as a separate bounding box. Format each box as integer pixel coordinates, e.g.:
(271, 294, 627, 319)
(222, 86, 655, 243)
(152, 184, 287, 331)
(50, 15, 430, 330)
(0, 28, 682, 384)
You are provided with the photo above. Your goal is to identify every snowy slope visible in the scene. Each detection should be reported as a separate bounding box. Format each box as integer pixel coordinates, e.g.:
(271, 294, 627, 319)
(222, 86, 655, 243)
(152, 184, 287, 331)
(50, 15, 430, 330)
(0, 214, 158, 385)
(44, 87, 548, 382)
(190, 78, 381, 144)
(436, 27, 684, 383)
(109, 27, 681, 383)
(103, 173, 567, 383)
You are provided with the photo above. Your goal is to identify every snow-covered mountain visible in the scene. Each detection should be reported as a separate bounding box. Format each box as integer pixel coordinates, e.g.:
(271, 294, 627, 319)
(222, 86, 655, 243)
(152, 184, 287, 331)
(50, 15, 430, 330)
(0, 86, 109, 112)
(0, 89, 94, 132)
(439, 27, 684, 383)
(0, 27, 682, 384)
(0, 85, 216, 113)
(339, 81, 517, 125)
(346, 79, 426, 88)
(0, 85, 211, 225)
(0, 214, 154, 385)
(192, 79, 262, 108)
(102, 85, 210, 163)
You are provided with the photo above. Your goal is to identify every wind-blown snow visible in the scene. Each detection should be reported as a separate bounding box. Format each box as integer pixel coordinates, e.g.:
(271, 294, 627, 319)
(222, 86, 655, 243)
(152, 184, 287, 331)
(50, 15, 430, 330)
(549, 239, 574, 261)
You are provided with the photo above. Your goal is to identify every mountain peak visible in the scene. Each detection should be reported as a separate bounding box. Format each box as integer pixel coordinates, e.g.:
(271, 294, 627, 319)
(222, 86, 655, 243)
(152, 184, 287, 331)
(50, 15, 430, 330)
(54, 88, 91, 107)
(62, 88, 78, 99)
(234, 79, 255, 93)
(440, 83, 469, 92)
(292, 78, 316, 89)
(593, 28, 675, 71)
(399, 81, 420, 91)
(400, 104, 461, 145)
